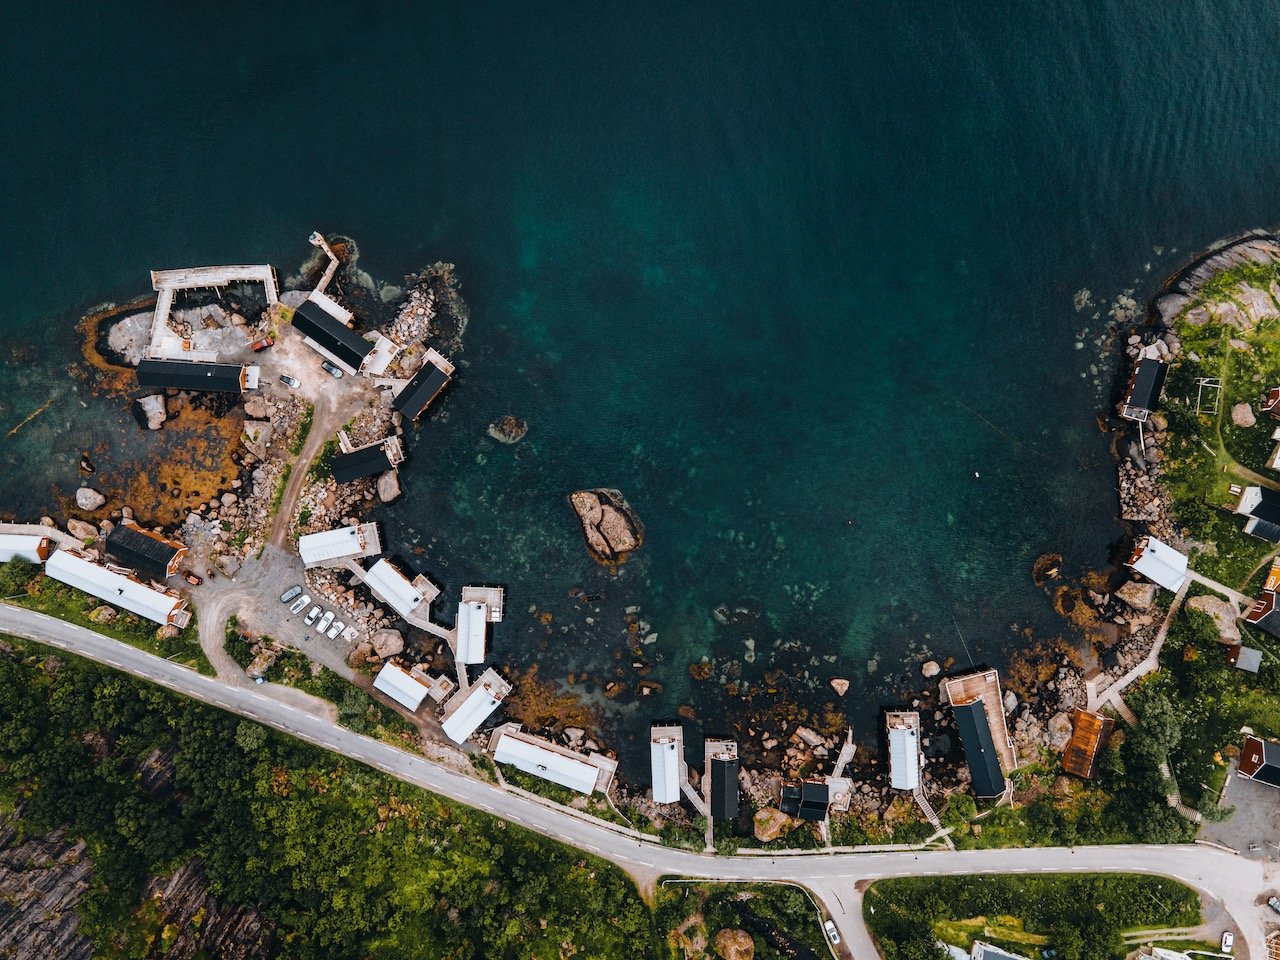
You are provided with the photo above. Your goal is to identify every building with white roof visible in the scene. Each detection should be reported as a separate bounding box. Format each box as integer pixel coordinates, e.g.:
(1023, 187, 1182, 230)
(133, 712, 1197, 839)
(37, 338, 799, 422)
(372, 661, 433, 712)
(362, 559, 426, 617)
(440, 667, 511, 743)
(650, 725, 683, 804)
(455, 599, 489, 664)
(0, 534, 52, 564)
(887, 710, 922, 791)
(45, 549, 187, 626)
(492, 727, 614, 795)
(1125, 535, 1188, 592)
(297, 523, 381, 568)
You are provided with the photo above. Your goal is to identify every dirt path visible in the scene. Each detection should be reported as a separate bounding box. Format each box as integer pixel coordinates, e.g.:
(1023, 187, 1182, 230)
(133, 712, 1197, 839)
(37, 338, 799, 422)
(269, 403, 344, 548)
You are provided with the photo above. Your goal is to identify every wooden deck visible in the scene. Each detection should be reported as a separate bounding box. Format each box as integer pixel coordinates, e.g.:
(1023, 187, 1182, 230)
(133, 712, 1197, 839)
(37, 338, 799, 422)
(941, 669, 1018, 774)
(461, 584, 504, 622)
(147, 264, 279, 358)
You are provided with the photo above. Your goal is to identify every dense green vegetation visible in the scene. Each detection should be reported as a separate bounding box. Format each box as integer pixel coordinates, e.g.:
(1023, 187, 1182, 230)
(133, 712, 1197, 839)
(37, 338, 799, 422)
(1, 558, 211, 674)
(653, 882, 829, 959)
(1141, 607, 1280, 810)
(310, 438, 338, 481)
(864, 873, 1200, 960)
(0, 637, 656, 959)
(289, 403, 314, 456)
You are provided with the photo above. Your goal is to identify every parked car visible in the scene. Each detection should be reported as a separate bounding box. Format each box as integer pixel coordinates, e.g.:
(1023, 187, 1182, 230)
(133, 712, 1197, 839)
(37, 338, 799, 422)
(1221, 931, 1234, 953)
(289, 593, 311, 614)
(280, 584, 302, 603)
(1269, 895, 1280, 915)
(180, 569, 203, 586)
(317, 611, 335, 633)
(250, 336, 274, 352)
(254, 676, 266, 685)
(320, 360, 344, 379)
(327, 620, 345, 640)
(279, 373, 301, 388)
(304, 605, 322, 626)
(823, 920, 840, 945)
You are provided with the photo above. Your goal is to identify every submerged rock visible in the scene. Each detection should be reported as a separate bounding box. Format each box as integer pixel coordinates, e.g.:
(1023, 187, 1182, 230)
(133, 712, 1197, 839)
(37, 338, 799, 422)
(568, 488, 645, 563)
(487, 415, 528, 444)
(75, 487, 106, 511)
(134, 394, 167, 430)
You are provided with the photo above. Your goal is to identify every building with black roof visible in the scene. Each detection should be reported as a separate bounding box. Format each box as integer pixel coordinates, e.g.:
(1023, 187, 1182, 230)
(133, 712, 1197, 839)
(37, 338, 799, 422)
(1245, 591, 1280, 638)
(779, 781, 802, 817)
(331, 445, 394, 484)
(105, 519, 187, 581)
(292, 298, 374, 374)
(710, 755, 739, 820)
(1238, 485, 1280, 542)
(1119, 357, 1169, 422)
(798, 780, 829, 821)
(953, 700, 1006, 798)
(1239, 734, 1280, 789)
(136, 359, 248, 394)
(394, 348, 454, 421)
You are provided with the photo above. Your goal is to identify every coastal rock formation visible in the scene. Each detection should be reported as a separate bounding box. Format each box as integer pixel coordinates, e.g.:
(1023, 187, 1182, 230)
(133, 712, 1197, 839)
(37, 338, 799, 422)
(829, 677, 849, 696)
(1047, 711, 1073, 751)
(752, 807, 792, 843)
(1115, 579, 1157, 612)
(1231, 402, 1257, 428)
(135, 393, 167, 430)
(487, 415, 528, 444)
(714, 928, 755, 960)
(0, 820, 94, 960)
(75, 487, 106, 511)
(921, 660, 940, 678)
(66, 519, 97, 541)
(371, 628, 404, 659)
(568, 488, 645, 563)
(377, 470, 401, 504)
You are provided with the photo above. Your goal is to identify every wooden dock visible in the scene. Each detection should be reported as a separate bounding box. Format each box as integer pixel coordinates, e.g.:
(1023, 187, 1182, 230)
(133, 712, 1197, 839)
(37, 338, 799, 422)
(147, 264, 279, 359)
(941, 669, 1018, 775)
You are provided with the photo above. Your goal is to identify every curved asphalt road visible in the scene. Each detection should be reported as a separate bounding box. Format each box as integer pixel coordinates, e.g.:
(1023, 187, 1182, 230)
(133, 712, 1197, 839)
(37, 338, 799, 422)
(3, 605, 1276, 959)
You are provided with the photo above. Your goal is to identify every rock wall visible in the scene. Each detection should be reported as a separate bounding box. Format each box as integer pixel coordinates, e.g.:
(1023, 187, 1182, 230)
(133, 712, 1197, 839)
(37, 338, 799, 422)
(0, 815, 94, 960)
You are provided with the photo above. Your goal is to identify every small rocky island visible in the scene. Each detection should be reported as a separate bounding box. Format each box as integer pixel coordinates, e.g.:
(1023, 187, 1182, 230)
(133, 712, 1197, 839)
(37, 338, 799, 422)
(568, 488, 645, 564)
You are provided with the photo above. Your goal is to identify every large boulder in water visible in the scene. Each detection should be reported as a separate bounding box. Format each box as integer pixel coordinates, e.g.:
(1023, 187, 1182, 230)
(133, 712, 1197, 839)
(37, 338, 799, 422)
(568, 488, 645, 563)
(75, 487, 106, 511)
(377, 470, 402, 504)
(134, 394, 167, 430)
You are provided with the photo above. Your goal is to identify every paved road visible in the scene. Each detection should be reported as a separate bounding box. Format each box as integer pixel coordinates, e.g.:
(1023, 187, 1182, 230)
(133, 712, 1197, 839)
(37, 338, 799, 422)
(3, 605, 1276, 960)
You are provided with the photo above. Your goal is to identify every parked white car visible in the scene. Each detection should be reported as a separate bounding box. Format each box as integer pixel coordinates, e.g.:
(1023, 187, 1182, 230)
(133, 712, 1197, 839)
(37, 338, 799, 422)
(327, 620, 345, 640)
(823, 920, 840, 945)
(1221, 931, 1234, 954)
(290, 593, 311, 615)
(304, 606, 322, 626)
(317, 611, 335, 632)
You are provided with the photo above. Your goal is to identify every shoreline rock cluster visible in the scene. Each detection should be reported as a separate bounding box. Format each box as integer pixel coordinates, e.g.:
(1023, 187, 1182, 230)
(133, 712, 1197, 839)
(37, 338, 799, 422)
(568, 488, 645, 564)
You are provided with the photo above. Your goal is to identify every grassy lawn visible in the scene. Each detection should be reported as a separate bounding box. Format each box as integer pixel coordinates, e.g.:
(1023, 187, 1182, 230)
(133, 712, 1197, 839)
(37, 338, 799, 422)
(654, 881, 829, 960)
(864, 873, 1200, 960)
(1160, 260, 1280, 588)
(7, 567, 212, 675)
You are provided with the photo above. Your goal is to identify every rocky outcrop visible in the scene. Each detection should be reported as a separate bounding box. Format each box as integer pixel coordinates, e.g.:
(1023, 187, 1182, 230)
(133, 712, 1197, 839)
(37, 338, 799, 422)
(829, 677, 849, 696)
(921, 660, 940, 678)
(88, 605, 117, 624)
(1232, 402, 1257, 428)
(714, 928, 754, 960)
(0, 818, 94, 960)
(371, 628, 404, 660)
(1187, 594, 1241, 643)
(140, 859, 274, 960)
(135, 393, 167, 430)
(752, 807, 792, 843)
(487, 415, 528, 444)
(75, 487, 106, 511)
(568, 488, 645, 563)
(1115, 579, 1157, 612)
(66, 519, 98, 541)
(377, 470, 401, 504)
(1047, 711, 1073, 751)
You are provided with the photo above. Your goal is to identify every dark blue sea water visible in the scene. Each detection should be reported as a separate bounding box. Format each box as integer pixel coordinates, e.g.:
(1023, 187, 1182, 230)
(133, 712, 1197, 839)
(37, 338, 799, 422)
(4, 0, 1280, 770)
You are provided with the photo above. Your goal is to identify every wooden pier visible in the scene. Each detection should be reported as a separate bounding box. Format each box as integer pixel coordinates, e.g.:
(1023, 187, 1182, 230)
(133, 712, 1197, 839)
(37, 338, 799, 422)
(147, 264, 280, 360)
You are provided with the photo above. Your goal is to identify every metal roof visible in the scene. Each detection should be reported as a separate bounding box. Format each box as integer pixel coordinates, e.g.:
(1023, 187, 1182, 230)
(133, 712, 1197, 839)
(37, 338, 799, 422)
(455, 600, 488, 664)
(1244, 486, 1280, 525)
(1240, 734, 1280, 788)
(293, 297, 373, 372)
(372, 662, 430, 711)
(440, 668, 508, 743)
(362, 559, 425, 617)
(297, 524, 380, 567)
(710, 756, 739, 820)
(105, 521, 183, 581)
(1127, 535, 1188, 591)
(1125, 357, 1168, 412)
(136, 358, 246, 393)
(953, 700, 1006, 798)
(888, 723, 921, 790)
(650, 736, 681, 804)
(45, 549, 184, 625)
(494, 731, 599, 794)
(0, 534, 51, 564)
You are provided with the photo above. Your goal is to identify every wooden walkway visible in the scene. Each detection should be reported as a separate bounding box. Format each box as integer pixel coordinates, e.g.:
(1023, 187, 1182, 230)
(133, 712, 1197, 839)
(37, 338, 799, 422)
(147, 264, 279, 357)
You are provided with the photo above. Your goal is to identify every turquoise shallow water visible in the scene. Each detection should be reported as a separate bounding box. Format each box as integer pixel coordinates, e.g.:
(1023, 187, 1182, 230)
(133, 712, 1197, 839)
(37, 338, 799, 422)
(4, 1, 1280, 772)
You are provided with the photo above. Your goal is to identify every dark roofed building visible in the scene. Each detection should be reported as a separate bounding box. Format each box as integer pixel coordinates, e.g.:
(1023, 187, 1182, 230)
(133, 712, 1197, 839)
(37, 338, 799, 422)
(331, 445, 393, 484)
(136, 359, 247, 393)
(710, 755, 739, 820)
(293, 298, 374, 373)
(105, 519, 186, 580)
(394, 348, 455, 421)
(953, 700, 1006, 798)
(1238, 486, 1280, 543)
(779, 781, 802, 817)
(1119, 357, 1168, 422)
(1238, 734, 1280, 789)
(798, 780, 829, 821)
